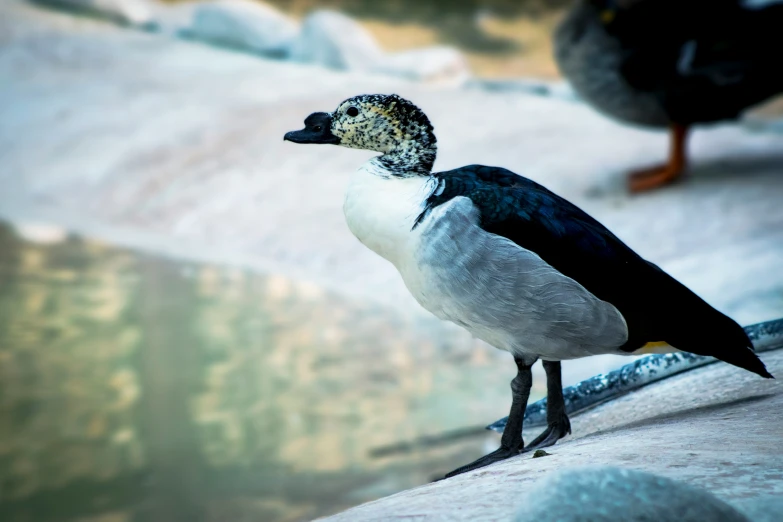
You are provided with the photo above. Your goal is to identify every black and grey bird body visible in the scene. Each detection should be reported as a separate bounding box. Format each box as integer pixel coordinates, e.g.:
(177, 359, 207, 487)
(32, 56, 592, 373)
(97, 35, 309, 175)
(284, 93, 772, 478)
(555, 0, 783, 191)
(344, 164, 627, 366)
(416, 164, 770, 374)
(555, 1, 669, 128)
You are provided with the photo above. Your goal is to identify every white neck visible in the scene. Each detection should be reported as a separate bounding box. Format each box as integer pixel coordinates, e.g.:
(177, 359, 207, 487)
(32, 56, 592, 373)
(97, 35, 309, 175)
(342, 159, 438, 266)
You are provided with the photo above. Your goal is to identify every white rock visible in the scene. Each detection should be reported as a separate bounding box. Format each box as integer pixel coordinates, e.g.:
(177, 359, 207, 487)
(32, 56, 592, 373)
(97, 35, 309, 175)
(513, 467, 748, 522)
(733, 496, 783, 522)
(375, 46, 470, 85)
(186, 0, 298, 57)
(288, 10, 384, 72)
(32, 0, 154, 27)
(149, 1, 202, 36)
(742, 0, 783, 9)
(289, 11, 468, 83)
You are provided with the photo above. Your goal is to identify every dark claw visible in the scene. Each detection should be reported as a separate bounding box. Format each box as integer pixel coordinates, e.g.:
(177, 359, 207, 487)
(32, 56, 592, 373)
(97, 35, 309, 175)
(523, 415, 571, 452)
(520, 360, 572, 453)
(439, 357, 533, 481)
(443, 445, 523, 479)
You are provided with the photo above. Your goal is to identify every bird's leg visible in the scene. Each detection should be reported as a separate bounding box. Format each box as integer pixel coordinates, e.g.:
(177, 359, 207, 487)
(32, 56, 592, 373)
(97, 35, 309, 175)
(443, 357, 533, 479)
(523, 360, 571, 451)
(628, 123, 689, 193)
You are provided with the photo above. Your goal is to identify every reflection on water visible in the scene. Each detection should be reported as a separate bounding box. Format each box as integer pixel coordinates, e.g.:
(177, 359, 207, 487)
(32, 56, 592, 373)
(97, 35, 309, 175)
(0, 222, 528, 522)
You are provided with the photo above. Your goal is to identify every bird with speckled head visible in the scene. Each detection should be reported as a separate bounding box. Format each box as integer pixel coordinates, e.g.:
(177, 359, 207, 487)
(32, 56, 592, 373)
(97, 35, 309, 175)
(286, 94, 436, 176)
(285, 93, 773, 480)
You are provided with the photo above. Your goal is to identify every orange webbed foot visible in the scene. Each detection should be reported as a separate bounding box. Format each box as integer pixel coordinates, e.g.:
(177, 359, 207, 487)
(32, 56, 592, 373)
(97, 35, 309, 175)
(627, 123, 689, 194)
(627, 164, 683, 193)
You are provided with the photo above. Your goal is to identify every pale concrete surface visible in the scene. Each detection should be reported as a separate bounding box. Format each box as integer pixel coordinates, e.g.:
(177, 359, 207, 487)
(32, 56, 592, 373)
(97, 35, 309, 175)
(2, 3, 783, 518)
(1, 0, 782, 388)
(321, 349, 783, 521)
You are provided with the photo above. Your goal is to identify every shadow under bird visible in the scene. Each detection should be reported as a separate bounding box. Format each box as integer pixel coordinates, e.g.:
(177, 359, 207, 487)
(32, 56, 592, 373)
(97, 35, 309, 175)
(555, 0, 783, 192)
(284, 94, 773, 478)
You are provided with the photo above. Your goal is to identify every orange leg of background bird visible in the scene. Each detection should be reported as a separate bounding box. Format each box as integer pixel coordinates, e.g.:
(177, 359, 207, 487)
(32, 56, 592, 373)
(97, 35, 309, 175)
(627, 124, 689, 193)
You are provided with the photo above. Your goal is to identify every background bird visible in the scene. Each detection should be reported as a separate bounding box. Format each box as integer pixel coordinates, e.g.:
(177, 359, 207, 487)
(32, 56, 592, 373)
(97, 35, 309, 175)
(284, 93, 772, 478)
(555, 0, 783, 192)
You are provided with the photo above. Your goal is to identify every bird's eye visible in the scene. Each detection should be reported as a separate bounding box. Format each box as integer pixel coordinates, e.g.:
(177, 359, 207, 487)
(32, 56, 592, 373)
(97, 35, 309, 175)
(346, 107, 359, 117)
(313, 125, 322, 132)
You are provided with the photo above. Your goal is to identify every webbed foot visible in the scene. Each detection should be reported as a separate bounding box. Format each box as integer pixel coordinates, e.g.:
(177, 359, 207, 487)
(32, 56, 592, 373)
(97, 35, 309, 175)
(627, 164, 683, 192)
(522, 360, 571, 452)
(523, 414, 571, 452)
(443, 444, 523, 479)
(439, 357, 534, 480)
(627, 123, 689, 193)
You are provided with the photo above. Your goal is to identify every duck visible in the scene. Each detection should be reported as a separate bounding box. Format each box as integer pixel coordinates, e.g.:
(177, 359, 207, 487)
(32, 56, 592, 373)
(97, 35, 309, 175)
(284, 94, 772, 478)
(554, 0, 783, 192)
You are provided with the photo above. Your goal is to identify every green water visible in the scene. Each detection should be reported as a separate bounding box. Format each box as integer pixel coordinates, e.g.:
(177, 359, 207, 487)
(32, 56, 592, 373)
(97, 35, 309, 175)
(0, 222, 520, 522)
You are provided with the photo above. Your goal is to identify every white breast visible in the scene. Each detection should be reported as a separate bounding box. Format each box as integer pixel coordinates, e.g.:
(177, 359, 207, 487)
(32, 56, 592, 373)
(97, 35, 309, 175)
(342, 165, 628, 362)
(342, 160, 438, 267)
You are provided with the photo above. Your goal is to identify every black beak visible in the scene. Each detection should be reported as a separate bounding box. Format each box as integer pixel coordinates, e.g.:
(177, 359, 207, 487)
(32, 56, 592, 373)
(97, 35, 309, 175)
(284, 112, 340, 145)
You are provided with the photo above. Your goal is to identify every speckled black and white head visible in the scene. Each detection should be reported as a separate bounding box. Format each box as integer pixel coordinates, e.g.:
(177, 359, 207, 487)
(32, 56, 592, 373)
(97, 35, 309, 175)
(284, 94, 437, 176)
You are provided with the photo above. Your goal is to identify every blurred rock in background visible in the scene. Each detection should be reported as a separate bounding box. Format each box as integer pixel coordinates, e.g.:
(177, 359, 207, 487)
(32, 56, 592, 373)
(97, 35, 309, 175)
(32, 0, 157, 27)
(183, 0, 299, 57)
(289, 10, 385, 71)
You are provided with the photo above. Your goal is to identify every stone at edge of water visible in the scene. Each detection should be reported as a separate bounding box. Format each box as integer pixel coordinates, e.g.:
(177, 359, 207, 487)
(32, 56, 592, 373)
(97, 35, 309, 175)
(288, 9, 469, 84)
(512, 466, 749, 522)
(30, 0, 155, 27)
(732, 496, 783, 522)
(376, 46, 471, 86)
(287, 10, 384, 72)
(182, 0, 298, 58)
(27, 0, 471, 84)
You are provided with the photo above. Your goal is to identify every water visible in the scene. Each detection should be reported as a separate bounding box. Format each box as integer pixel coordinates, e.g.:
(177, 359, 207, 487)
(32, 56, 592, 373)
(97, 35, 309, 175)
(0, 222, 526, 522)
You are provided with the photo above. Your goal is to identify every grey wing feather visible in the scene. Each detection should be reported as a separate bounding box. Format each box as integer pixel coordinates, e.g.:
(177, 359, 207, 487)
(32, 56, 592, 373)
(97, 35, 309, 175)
(410, 197, 629, 361)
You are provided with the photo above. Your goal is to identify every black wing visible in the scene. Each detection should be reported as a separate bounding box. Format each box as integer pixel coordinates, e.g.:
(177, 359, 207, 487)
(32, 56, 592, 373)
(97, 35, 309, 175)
(610, 0, 783, 122)
(424, 165, 770, 377)
(425, 164, 653, 349)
